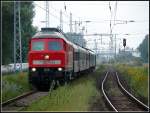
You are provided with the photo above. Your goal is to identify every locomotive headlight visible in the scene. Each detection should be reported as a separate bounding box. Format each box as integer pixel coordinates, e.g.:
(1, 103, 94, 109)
(44, 55, 49, 59)
(32, 68, 36, 72)
(58, 68, 62, 71)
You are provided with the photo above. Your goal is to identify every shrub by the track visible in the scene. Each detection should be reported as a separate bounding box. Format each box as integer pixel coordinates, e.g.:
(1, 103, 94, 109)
(2, 72, 31, 102)
(22, 65, 107, 111)
(115, 64, 148, 105)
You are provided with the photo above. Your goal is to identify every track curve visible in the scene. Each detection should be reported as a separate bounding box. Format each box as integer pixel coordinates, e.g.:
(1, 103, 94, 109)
(101, 69, 149, 112)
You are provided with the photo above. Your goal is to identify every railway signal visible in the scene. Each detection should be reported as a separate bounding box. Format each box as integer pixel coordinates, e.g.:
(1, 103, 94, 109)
(123, 38, 126, 47)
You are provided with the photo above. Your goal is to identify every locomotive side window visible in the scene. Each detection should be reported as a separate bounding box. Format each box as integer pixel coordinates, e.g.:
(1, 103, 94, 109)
(48, 41, 62, 51)
(32, 41, 44, 51)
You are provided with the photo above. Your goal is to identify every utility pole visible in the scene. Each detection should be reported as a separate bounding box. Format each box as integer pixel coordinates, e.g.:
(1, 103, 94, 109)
(100, 34, 102, 44)
(81, 26, 85, 35)
(14, 1, 22, 72)
(75, 21, 77, 33)
(45, 1, 49, 27)
(70, 12, 72, 33)
(109, 2, 114, 61)
(78, 18, 81, 33)
(60, 10, 63, 31)
(85, 21, 88, 34)
(115, 34, 116, 60)
(94, 39, 97, 56)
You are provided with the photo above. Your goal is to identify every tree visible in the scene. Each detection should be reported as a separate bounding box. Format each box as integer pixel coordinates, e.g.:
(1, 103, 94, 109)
(2, 2, 14, 65)
(138, 34, 149, 63)
(2, 2, 37, 65)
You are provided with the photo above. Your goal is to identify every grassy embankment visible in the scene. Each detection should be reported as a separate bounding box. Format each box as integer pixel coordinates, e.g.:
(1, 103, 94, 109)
(115, 64, 149, 104)
(2, 72, 31, 102)
(22, 65, 107, 111)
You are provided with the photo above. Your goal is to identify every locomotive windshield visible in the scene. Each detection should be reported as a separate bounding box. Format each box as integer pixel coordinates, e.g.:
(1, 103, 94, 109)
(32, 41, 44, 51)
(48, 41, 62, 51)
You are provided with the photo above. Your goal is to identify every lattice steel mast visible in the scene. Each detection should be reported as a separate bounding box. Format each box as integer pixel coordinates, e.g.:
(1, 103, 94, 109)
(45, 1, 49, 27)
(14, 1, 22, 72)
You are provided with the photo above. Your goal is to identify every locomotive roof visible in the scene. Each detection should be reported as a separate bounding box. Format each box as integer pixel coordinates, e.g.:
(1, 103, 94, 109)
(32, 27, 95, 55)
(32, 28, 65, 39)
(32, 31, 65, 39)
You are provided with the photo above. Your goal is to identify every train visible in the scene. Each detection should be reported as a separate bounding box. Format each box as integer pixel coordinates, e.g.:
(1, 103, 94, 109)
(28, 28, 96, 90)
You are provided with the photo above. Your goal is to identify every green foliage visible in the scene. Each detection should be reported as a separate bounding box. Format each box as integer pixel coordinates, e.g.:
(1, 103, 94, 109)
(115, 51, 143, 66)
(116, 51, 134, 63)
(2, 72, 31, 102)
(115, 64, 148, 104)
(2, 2, 14, 64)
(138, 34, 149, 63)
(22, 65, 106, 111)
(23, 75, 98, 111)
(2, 2, 37, 64)
(132, 57, 143, 66)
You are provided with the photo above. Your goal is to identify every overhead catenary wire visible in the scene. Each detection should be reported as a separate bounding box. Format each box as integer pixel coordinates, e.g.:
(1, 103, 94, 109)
(34, 2, 117, 33)
(50, 1, 83, 21)
(50, 1, 84, 32)
(34, 2, 148, 36)
(34, 3, 70, 26)
(50, 2, 83, 33)
(113, 1, 118, 28)
(58, 2, 148, 7)
(50, 2, 70, 19)
(34, 2, 81, 33)
(35, 3, 149, 28)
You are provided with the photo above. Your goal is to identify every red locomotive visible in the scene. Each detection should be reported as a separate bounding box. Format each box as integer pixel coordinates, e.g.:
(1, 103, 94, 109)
(28, 28, 96, 90)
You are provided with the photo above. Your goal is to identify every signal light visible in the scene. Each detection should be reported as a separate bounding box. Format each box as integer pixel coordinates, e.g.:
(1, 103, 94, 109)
(123, 38, 126, 47)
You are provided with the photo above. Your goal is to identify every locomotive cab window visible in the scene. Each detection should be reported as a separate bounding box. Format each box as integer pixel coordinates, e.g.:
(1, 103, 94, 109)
(32, 41, 44, 51)
(48, 41, 63, 51)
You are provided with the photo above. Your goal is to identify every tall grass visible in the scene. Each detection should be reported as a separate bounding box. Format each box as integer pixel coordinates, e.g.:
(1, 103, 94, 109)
(23, 65, 106, 111)
(115, 64, 148, 104)
(2, 72, 31, 102)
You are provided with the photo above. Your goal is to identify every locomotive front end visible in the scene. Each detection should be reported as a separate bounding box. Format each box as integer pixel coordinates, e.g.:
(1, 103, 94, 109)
(28, 29, 67, 89)
(29, 38, 65, 71)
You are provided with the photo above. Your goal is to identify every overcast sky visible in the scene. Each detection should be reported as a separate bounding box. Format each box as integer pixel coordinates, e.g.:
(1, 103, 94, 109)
(32, 1, 149, 51)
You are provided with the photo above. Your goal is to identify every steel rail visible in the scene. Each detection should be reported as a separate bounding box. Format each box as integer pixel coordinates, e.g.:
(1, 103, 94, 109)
(101, 71, 118, 112)
(116, 72, 149, 111)
(2, 90, 37, 107)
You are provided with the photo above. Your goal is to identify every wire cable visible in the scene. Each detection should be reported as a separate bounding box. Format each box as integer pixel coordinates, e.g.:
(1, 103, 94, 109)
(34, 3, 70, 26)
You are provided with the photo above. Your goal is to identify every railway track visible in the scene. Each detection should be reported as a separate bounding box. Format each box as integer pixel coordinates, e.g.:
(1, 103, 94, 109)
(101, 69, 149, 112)
(2, 78, 56, 111)
(2, 90, 49, 111)
(2, 76, 57, 111)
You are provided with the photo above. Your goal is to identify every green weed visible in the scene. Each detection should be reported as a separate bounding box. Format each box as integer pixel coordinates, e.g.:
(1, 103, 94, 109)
(115, 64, 148, 103)
(2, 72, 31, 102)
(22, 65, 106, 111)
